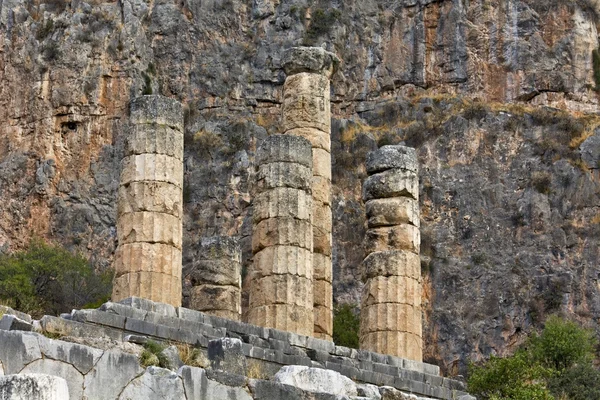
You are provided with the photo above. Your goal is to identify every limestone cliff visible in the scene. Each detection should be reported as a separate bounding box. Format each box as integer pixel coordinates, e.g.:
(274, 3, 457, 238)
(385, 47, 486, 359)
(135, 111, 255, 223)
(1, 0, 599, 375)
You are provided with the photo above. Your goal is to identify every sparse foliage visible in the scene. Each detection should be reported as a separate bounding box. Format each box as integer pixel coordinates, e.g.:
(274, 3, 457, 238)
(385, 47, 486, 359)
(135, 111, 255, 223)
(332, 303, 359, 349)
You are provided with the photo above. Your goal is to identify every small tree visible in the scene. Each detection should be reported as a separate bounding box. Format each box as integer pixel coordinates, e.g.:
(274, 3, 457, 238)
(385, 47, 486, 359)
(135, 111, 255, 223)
(332, 303, 359, 348)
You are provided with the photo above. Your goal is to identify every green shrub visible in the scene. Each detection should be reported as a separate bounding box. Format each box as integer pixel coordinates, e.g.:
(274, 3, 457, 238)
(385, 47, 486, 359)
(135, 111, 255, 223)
(332, 303, 359, 349)
(547, 363, 600, 400)
(593, 48, 600, 91)
(0, 239, 111, 317)
(304, 8, 341, 44)
(140, 340, 170, 368)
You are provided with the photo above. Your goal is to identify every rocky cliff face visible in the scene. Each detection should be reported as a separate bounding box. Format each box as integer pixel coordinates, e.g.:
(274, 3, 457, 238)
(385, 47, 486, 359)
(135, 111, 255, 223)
(1, 0, 599, 375)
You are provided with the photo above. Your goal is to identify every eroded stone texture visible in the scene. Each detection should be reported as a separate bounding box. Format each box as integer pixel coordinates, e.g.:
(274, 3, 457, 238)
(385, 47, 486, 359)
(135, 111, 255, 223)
(281, 48, 337, 340)
(185, 236, 242, 321)
(360, 145, 422, 361)
(0, 374, 69, 400)
(249, 135, 314, 336)
(113, 95, 184, 307)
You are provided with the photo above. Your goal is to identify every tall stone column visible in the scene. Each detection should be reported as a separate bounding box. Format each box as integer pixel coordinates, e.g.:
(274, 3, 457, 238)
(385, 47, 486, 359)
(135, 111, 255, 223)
(282, 46, 339, 341)
(359, 145, 422, 361)
(112, 95, 184, 307)
(185, 236, 242, 320)
(248, 135, 314, 336)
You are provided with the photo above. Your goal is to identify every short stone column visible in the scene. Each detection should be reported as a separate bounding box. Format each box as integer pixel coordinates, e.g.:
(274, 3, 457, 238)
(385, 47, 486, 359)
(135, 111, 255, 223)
(185, 236, 242, 320)
(359, 145, 422, 361)
(112, 95, 184, 307)
(248, 135, 314, 336)
(282, 46, 339, 341)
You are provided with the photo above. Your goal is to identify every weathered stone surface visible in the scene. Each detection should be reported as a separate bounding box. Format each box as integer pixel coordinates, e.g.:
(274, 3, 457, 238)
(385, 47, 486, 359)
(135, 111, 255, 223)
(285, 128, 331, 152)
(0, 316, 33, 332)
(252, 245, 312, 279)
(313, 253, 333, 282)
(0, 361, 4, 376)
(312, 176, 332, 206)
(366, 146, 419, 175)
(20, 359, 84, 400)
(580, 133, 600, 169)
(39, 316, 122, 342)
(130, 95, 184, 131)
(363, 224, 420, 254)
(118, 181, 182, 217)
(282, 73, 331, 133)
(366, 198, 419, 228)
(247, 304, 314, 337)
(313, 225, 333, 256)
(253, 188, 313, 223)
(282, 47, 340, 78)
(198, 236, 242, 261)
(256, 162, 312, 191)
(249, 275, 313, 309)
(112, 271, 182, 306)
(360, 303, 422, 336)
(118, 296, 177, 317)
(314, 280, 333, 306)
(125, 124, 184, 160)
(362, 251, 421, 282)
(274, 365, 358, 396)
(314, 203, 333, 231)
(362, 169, 419, 202)
(313, 305, 333, 339)
(120, 153, 184, 187)
(252, 217, 312, 252)
(189, 285, 241, 315)
(84, 349, 144, 400)
(179, 366, 208, 400)
(208, 338, 247, 376)
(361, 276, 422, 308)
(0, 331, 42, 375)
(185, 259, 241, 287)
(357, 383, 382, 399)
(114, 242, 182, 277)
(0, 374, 69, 400)
(360, 331, 423, 362)
(117, 211, 182, 248)
(119, 367, 185, 400)
(255, 134, 313, 168)
(38, 336, 103, 374)
(160, 345, 184, 370)
(312, 148, 332, 180)
(249, 379, 344, 400)
(0, 307, 32, 324)
(379, 386, 416, 400)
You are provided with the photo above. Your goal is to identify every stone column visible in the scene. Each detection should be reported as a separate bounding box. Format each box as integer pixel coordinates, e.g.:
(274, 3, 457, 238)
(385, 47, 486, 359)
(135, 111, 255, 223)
(359, 145, 422, 361)
(282, 47, 339, 341)
(185, 236, 242, 320)
(248, 135, 314, 336)
(112, 95, 184, 307)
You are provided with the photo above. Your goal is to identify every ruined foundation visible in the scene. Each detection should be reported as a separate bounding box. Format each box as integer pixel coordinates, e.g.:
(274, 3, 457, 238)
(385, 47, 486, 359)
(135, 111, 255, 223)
(281, 47, 339, 341)
(248, 134, 314, 336)
(184, 236, 242, 320)
(112, 95, 184, 307)
(359, 145, 423, 361)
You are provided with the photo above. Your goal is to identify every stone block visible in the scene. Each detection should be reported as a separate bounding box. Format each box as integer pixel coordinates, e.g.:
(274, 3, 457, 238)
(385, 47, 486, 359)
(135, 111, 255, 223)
(313, 253, 332, 283)
(176, 307, 207, 324)
(360, 303, 422, 336)
(71, 309, 126, 329)
(119, 367, 186, 400)
(83, 350, 144, 400)
(306, 336, 336, 353)
(312, 175, 331, 206)
(256, 162, 312, 191)
(313, 225, 332, 256)
(359, 331, 423, 362)
(112, 271, 182, 306)
(312, 148, 332, 180)
(20, 359, 83, 400)
(366, 145, 418, 174)
(255, 134, 312, 168)
(0, 374, 69, 400)
(0, 315, 33, 332)
(125, 123, 183, 160)
(189, 285, 241, 316)
(251, 245, 312, 279)
(249, 275, 312, 309)
(118, 181, 182, 218)
(362, 250, 421, 282)
(361, 276, 422, 308)
(313, 203, 332, 231)
(366, 197, 419, 228)
(252, 217, 312, 253)
(282, 46, 340, 78)
(313, 305, 333, 339)
(208, 338, 247, 375)
(274, 365, 357, 396)
(362, 169, 419, 202)
(185, 259, 241, 287)
(247, 304, 313, 337)
(282, 73, 331, 133)
(363, 224, 420, 255)
(117, 296, 177, 317)
(114, 242, 182, 277)
(0, 331, 42, 375)
(0, 306, 32, 324)
(253, 188, 312, 223)
(314, 280, 333, 309)
(199, 236, 242, 261)
(130, 95, 184, 131)
(117, 211, 182, 249)
(120, 153, 183, 187)
(285, 127, 331, 152)
(39, 316, 122, 341)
